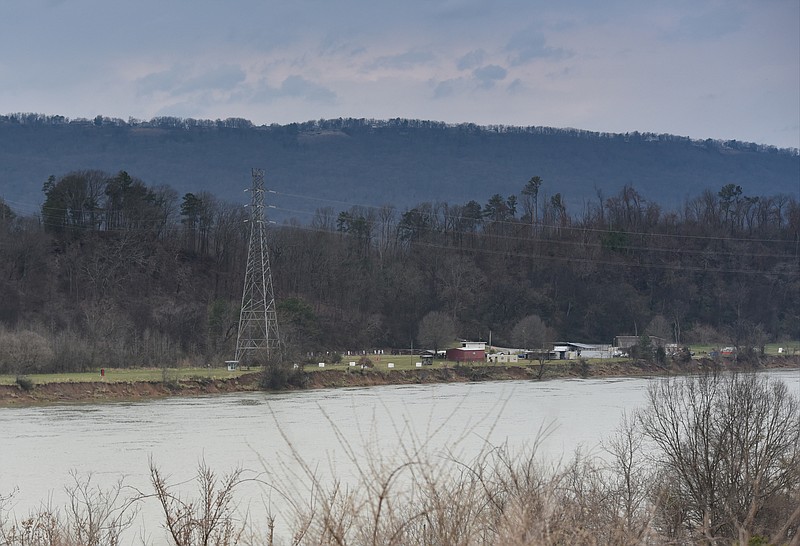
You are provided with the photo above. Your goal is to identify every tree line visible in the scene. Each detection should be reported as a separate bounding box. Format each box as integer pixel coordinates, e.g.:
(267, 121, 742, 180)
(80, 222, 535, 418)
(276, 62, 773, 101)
(0, 170, 797, 373)
(4, 113, 797, 156)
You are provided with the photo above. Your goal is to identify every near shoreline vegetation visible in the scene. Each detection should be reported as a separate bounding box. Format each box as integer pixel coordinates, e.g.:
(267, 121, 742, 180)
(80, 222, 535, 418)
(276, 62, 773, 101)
(1, 354, 797, 406)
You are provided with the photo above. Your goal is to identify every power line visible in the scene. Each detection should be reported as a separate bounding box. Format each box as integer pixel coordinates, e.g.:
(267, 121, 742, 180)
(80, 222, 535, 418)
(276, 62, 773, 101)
(262, 203, 798, 261)
(266, 189, 797, 246)
(269, 220, 798, 277)
(4, 186, 796, 273)
(5, 186, 796, 246)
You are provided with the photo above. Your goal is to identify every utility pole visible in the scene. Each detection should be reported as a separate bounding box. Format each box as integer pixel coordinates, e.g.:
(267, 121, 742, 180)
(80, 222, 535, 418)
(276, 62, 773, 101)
(234, 168, 280, 365)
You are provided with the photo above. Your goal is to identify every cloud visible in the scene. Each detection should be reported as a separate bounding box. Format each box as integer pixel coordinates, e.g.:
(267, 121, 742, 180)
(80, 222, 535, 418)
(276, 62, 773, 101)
(365, 50, 435, 71)
(457, 49, 485, 70)
(433, 0, 496, 21)
(506, 29, 570, 65)
(473, 64, 507, 88)
(434, 78, 458, 99)
(138, 64, 246, 95)
(432, 63, 508, 97)
(254, 75, 336, 103)
(661, 7, 744, 42)
(280, 75, 337, 101)
(545, 66, 573, 80)
(176, 65, 246, 94)
(318, 34, 367, 57)
(507, 78, 525, 94)
(137, 65, 191, 95)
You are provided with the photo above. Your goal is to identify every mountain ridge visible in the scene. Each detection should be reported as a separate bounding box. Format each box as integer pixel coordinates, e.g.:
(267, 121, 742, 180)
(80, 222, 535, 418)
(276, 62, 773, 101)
(1, 114, 797, 220)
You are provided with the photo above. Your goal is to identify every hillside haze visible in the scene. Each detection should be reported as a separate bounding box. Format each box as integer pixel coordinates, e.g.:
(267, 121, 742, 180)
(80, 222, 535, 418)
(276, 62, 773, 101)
(1, 115, 798, 219)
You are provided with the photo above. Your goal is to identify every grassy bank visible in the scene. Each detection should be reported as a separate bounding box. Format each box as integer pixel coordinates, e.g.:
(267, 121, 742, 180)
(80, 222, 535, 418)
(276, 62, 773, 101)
(1, 352, 798, 407)
(0, 356, 675, 388)
(0, 356, 539, 386)
(0, 366, 256, 386)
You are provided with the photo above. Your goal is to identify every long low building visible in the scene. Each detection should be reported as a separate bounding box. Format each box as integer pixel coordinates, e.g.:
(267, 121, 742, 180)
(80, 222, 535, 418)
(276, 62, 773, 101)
(552, 342, 615, 359)
(616, 335, 667, 348)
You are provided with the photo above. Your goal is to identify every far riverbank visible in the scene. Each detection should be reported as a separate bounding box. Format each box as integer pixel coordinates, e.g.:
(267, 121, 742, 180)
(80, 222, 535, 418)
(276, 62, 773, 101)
(1, 356, 798, 407)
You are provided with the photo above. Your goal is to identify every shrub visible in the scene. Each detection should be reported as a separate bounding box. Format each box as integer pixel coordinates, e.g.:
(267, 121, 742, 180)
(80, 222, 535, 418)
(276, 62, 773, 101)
(676, 346, 693, 364)
(357, 355, 373, 368)
(258, 351, 306, 390)
(50, 332, 93, 372)
(150, 460, 243, 545)
(189, 375, 213, 386)
(160, 366, 181, 391)
(0, 471, 137, 545)
(14, 375, 34, 392)
(571, 358, 590, 378)
(0, 328, 54, 374)
(655, 345, 667, 365)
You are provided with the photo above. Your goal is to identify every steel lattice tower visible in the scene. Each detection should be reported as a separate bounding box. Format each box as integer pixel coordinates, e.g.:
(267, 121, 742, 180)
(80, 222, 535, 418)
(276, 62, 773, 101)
(234, 168, 280, 363)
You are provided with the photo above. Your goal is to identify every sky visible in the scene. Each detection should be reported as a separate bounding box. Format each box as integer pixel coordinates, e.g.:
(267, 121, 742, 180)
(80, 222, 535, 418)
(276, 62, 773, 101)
(1, 0, 798, 149)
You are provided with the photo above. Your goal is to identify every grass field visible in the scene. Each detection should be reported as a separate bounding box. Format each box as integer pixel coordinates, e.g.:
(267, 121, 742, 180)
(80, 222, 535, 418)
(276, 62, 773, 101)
(0, 357, 488, 385)
(691, 342, 800, 356)
(0, 366, 256, 386)
(314, 354, 561, 371)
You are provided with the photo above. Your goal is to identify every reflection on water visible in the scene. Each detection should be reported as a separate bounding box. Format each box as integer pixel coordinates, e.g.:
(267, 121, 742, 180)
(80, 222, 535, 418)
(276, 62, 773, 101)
(1, 369, 797, 544)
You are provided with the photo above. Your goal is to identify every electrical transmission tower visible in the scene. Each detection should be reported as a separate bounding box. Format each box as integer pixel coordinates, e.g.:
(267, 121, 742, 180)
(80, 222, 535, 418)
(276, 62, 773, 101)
(234, 168, 280, 364)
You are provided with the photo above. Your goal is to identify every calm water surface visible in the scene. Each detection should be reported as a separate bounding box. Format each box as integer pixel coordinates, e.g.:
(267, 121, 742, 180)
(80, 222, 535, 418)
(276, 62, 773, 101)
(2, 370, 798, 544)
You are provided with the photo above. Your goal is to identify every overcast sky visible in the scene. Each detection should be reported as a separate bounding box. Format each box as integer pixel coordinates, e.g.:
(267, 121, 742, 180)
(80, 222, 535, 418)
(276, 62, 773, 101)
(1, 0, 798, 148)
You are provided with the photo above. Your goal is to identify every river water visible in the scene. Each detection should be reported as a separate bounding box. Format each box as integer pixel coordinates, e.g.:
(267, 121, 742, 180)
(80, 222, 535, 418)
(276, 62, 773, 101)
(2, 369, 798, 544)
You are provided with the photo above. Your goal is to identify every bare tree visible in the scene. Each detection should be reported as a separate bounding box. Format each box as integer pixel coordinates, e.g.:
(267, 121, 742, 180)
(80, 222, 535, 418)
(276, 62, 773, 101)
(416, 311, 456, 355)
(602, 412, 654, 539)
(435, 255, 485, 321)
(149, 460, 246, 546)
(521, 175, 543, 227)
(637, 372, 800, 544)
(63, 471, 139, 546)
(310, 206, 336, 232)
(0, 472, 137, 546)
(510, 315, 547, 350)
(511, 315, 551, 379)
(645, 314, 672, 343)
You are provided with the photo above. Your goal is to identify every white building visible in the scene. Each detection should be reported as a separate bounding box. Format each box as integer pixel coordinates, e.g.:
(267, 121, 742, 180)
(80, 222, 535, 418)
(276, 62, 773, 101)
(486, 353, 519, 363)
(552, 342, 614, 360)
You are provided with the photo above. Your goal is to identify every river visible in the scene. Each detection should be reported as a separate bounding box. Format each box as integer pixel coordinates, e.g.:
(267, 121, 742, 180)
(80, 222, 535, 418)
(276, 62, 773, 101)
(1, 369, 798, 544)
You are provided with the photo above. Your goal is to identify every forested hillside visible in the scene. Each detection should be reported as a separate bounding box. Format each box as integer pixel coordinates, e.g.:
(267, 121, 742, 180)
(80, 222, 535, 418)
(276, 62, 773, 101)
(1, 114, 798, 223)
(0, 167, 797, 373)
